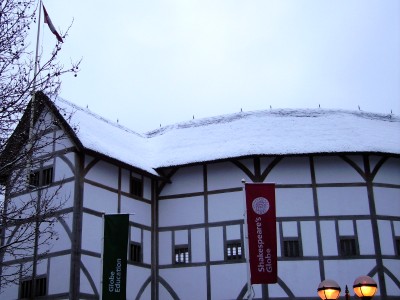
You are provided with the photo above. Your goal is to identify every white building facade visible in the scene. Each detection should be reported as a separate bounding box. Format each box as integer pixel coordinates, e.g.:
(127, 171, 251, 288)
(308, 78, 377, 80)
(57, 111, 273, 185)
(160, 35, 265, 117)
(1, 92, 399, 299)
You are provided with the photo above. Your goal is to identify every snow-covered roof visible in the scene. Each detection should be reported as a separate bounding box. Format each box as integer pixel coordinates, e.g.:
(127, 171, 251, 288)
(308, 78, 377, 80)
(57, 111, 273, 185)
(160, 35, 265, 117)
(53, 97, 400, 174)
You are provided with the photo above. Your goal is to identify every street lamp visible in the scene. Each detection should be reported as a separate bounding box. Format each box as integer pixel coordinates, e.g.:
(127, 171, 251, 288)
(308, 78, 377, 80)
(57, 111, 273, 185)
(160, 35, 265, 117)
(353, 276, 378, 300)
(318, 276, 377, 300)
(318, 279, 341, 300)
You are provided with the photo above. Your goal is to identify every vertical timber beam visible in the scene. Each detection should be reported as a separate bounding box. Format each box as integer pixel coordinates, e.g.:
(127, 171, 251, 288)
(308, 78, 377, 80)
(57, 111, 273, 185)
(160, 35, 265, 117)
(363, 154, 387, 298)
(70, 152, 84, 299)
(151, 178, 159, 300)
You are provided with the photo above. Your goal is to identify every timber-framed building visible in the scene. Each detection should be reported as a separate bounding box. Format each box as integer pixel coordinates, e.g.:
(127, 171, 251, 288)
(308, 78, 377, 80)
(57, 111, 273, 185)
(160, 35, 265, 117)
(1, 92, 399, 299)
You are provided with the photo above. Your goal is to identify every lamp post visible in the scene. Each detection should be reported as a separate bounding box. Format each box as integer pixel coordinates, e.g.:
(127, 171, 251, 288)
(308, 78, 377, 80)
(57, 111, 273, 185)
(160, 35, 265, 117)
(318, 276, 377, 300)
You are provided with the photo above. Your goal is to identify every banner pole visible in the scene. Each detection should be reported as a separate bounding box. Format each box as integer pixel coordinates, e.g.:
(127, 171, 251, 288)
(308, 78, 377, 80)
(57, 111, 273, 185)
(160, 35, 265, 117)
(100, 212, 105, 300)
(242, 179, 254, 300)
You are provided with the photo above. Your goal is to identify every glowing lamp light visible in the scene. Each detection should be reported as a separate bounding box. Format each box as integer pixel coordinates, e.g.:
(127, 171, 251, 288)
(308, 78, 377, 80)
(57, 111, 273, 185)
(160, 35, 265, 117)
(317, 279, 341, 300)
(353, 276, 377, 299)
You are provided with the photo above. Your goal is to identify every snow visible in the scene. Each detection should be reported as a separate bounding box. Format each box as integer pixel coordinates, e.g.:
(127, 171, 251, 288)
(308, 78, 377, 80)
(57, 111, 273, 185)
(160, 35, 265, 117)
(53, 97, 400, 175)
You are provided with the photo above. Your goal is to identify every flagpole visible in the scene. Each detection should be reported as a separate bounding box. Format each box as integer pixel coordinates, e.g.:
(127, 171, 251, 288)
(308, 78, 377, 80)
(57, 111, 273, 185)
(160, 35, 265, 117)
(242, 179, 254, 300)
(26, 0, 43, 184)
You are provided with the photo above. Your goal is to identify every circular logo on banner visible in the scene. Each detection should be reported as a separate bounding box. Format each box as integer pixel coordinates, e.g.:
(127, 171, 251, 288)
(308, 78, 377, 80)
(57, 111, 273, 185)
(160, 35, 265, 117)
(252, 197, 270, 215)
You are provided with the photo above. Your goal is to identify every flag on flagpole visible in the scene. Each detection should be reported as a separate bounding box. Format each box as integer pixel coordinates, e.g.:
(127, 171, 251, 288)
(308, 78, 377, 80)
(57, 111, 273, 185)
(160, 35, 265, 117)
(245, 183, 277, 284)
(43, 5, 63, 43)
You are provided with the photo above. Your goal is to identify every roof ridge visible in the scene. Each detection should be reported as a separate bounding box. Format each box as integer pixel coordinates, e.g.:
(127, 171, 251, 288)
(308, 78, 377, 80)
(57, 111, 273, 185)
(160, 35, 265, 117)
(54, 97, 144, 138)
(146, 108, 399, 137)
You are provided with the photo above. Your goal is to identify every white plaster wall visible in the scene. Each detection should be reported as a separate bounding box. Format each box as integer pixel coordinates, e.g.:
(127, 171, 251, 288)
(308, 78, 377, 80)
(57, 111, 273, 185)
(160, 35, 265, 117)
(373, 157, 400, 185)
(159, 231, 172, 265)
(54, 129, 74, 151)
(226, 224, 241, 240)
(314, 156, 364, 183)
(317, 187, 370, 216)
(120, 168, 130, 193)
(278, 261, 320, 297)
(126, 266, 151, 300)
(159, 284, 175, 300)
(301, 221, 318, 256)
(276, 188, 314, 217)
(324, 259, 379, 296)
(143, 230, 152, 265)
(282, 222, 298, 237)
(80, 254, 101, 295)
(378, 220, 396, 255)
(356, 220, 375, 255)
(48, 254, 71, 295)
(47, 213, 73, 252)
(209, 226, 224, 261)
(320, 221, 338, 256)
(207, 162, 251, 191)
(83, 184, 118, 213)
(260, 157, 279, 174)
(45, 182, 75, 208)
(338, 220, 354, 235)
(374, 187, 400, 217)
(384, 259, 400, 296)
(210, 264, 247, 299)
(394, 221, 400, 235)
(158, 196, 204, 227)
(208, 191, 243, 223)
(160, 166, 203, 196)
(54, 156, 74, 181)
(130, 226, 141, 243)
(85, 160, 119, 189)
(81, 213, 102, 253)
(267, 157, 312, 184)
(121, 196, 151, 227)
(174, 230, 188, 245)
(143, 177, 152, 200)
(191, 228, 206, 263)
(159, 267, 207, 300)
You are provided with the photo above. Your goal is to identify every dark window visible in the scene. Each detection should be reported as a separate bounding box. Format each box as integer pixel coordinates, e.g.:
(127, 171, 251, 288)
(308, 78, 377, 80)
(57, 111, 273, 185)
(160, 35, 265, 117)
(283, 239, 301, 257)
(226, 241, 242, 260)
(41, 167, 53, 186)
(175, 246, 190, 264)
(130, 243, 142, 263)
(340, 237, 358, 256)
(130, 177, 143, 197)
(29, 171, 40, 187)
(20, 277, 47, 298)
(395, 238, 400, 256)
(29, 167, 53, 188)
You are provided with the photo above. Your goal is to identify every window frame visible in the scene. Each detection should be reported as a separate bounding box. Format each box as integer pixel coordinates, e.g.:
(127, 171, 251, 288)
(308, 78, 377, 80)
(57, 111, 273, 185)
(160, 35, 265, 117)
(130, 176, 143, 198)
(129, 242, 142, 264)
(339, 236, 359, 257)
(226, 240, 243, 261)
(28, 166, 54, 188)
(19, 276, 47, 299)
(283, 238, 302, 258)
(174, 245, 190, 264)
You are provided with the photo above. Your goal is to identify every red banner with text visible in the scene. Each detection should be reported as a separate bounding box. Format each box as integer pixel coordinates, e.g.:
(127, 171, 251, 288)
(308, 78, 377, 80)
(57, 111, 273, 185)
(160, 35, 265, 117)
(245, 183, 277, 284)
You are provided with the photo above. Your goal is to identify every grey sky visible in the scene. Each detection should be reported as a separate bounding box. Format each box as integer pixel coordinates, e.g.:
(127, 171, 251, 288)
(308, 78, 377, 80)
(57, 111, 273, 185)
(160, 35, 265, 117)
(40, 0, 400, 133)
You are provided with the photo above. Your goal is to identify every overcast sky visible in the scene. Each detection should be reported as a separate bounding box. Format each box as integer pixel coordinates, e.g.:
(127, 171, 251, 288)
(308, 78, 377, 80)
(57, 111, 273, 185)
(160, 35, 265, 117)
(38, 0, 400, 133)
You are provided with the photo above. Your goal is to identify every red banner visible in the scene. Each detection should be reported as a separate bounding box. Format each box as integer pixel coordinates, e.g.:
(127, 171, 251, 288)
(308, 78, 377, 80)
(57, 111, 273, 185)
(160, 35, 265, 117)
(245, 183, 277, 284)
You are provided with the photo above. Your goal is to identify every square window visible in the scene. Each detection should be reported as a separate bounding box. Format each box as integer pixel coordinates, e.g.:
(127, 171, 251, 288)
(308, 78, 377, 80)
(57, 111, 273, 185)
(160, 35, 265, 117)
(340, 237, 358, 256)
(283, 239, 301, 257)
(41, 167, 53, 186)
(175, 246, 190, 264)
(130, 177, 143, 197)
(29, 171, 40, 187)
(226, 241, 242, 260)
(130, 243, 142, 263)
(28, 167, 53, 188)
(20, 277, 47, 298)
